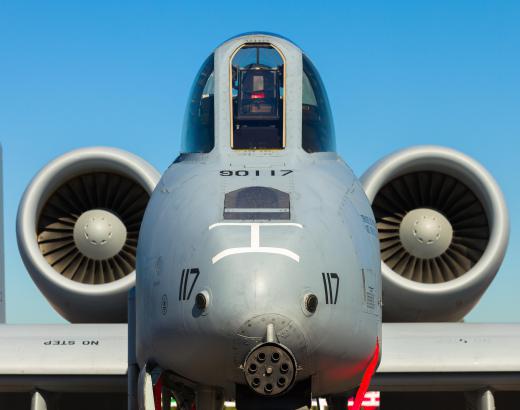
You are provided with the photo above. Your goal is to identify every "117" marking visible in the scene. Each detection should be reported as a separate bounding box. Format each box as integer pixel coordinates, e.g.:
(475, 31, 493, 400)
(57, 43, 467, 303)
(322, 272, 340, 305)
(179, 268, 200, 301)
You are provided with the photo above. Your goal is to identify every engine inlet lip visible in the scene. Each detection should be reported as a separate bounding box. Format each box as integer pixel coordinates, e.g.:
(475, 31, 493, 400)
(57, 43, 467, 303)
(361, 145, 509, 293)
(15, 146, 161, 323)
(17, 147, 160, 294)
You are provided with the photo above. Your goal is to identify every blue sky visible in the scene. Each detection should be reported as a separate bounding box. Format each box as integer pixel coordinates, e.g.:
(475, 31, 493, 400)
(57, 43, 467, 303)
(0, 1, 518, 323)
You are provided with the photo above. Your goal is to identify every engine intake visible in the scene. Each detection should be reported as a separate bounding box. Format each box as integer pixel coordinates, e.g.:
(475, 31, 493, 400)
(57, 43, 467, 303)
(361, 146, 509, 322)
(17, 147, 160, 323)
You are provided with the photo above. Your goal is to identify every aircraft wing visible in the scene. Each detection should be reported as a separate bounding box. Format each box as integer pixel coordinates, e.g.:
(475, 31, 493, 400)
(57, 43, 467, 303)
(1, 323, 520, 390)
(374, 323, 520, 392)
(1, 322, 519, 408)
(0, 324, 127, 393)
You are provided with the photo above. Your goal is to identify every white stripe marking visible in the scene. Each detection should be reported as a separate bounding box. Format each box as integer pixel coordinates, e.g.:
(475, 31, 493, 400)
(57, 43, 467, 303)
(212, 247, 300, 264)
(251, 223, 260, 248)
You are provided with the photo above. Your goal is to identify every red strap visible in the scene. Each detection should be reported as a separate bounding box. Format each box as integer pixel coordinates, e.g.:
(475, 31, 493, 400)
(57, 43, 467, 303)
(153, 374, 163, 410)
(351, 339, 380, 410)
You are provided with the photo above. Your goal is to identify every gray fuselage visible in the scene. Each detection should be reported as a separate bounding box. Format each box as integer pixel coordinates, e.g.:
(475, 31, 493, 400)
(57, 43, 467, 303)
(136, 151, 381, 397)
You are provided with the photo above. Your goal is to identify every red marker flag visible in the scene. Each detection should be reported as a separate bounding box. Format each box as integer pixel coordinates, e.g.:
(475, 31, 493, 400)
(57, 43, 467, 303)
(349, 340, 380, 410)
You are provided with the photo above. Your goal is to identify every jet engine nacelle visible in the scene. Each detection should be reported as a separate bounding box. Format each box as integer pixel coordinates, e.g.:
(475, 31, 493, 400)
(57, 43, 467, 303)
(17, 147, 160, 323)
(361, 146, 509, 322)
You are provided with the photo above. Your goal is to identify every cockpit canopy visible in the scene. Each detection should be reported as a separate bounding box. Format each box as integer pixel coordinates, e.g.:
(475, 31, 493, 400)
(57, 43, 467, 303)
(301, 55, 335, 153)
(181, 54, 215, 154)
(181, 36, 335, 154)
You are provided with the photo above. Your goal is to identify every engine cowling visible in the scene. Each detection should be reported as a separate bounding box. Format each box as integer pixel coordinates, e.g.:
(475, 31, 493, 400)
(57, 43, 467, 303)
(17, 147, 160, 323)
(361, 146, 509, 322)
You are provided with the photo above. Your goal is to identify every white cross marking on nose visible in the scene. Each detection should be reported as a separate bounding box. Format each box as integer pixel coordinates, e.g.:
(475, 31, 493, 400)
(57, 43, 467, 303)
(208, 222, 303, 264)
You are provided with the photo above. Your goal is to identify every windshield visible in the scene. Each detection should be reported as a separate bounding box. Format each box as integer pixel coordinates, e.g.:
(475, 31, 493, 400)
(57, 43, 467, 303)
(231, 44, 285, 150)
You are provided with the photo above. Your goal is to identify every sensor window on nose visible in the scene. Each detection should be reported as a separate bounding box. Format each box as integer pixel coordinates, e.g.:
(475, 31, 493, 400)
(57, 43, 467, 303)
(224, 187, 290, 220)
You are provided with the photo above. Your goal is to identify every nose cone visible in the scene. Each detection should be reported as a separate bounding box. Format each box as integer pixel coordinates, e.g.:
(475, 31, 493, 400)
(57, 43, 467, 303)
(202, 219, 316, 381)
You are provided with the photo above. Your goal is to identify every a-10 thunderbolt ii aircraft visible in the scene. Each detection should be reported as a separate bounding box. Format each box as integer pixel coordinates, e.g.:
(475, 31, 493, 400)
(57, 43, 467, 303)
(134, 32, 382, 410)
(13, 32, 511, 410)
